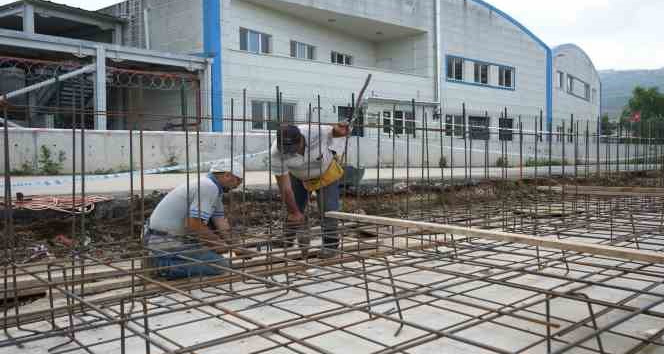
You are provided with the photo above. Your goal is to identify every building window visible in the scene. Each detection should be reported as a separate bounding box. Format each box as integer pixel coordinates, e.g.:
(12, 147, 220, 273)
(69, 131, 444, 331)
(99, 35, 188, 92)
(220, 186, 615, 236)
(240, 28, 271, 54)
(446, 57, 464, 81)
(499, 118, 513, 141)
(498, 67, 513, 88)
(290, 41, 315, 60)
(474, 63, 488, 84)
(566, 75, 592, 101)
(251, 100, 294, 130)
(469, 116, 489, 140)
(557, 71, 564, 90)
(383, 111, 392, 135)
(331, 51, 353, 65)
(393, 111, 404, 135)
(445, 115, 465, 137)
(405, 111, 416, 137)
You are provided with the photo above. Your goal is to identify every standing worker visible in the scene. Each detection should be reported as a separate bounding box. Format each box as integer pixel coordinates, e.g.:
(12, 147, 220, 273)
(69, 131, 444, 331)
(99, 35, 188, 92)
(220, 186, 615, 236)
(271, 123, 351, 258)
(144, 162, 243, 279)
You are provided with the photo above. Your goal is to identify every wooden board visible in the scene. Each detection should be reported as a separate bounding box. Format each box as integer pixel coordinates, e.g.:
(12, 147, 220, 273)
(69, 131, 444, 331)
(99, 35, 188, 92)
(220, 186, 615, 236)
(326, 212, 664, 264)
(538, 185, 664, 197)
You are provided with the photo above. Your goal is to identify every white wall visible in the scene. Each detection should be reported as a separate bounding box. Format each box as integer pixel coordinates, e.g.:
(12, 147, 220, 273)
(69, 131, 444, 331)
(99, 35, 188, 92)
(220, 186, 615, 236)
(553, 44, 601, 124)
(146, 0, 204, 53)
(264, 0, 432, 32)
(439, 0, 548, 119)
(224, 0, 378, 68)
(2, 126, 645, 175)
(221, 0, 435, 130)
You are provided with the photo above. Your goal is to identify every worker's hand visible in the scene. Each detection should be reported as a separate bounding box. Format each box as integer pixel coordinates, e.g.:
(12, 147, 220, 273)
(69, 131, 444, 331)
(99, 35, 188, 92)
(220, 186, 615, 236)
(287, 212, 305, 224)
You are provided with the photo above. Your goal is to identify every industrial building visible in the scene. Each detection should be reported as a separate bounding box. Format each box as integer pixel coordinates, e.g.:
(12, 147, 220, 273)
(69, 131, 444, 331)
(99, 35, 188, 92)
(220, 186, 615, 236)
(3, 2, 664, 354)
(1, 0, 601, 135)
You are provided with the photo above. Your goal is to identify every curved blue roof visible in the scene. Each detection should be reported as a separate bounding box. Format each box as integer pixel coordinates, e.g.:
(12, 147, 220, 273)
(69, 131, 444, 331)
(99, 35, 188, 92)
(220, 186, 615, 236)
(470, 0, 550, 52)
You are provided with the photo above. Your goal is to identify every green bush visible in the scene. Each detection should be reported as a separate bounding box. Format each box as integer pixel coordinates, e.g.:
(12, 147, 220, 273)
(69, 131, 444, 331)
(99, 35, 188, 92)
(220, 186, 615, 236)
(38, 145, 66, 175)
(11, 162, 35, 176)
(495, 157, 510, 168)
(11, 146, 66, 175)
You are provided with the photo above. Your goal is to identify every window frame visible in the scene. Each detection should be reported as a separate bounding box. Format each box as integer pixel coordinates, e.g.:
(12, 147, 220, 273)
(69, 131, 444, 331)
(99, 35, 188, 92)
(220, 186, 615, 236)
(474, 63, 489, 85)
(499, 118, 514, 141)
(404, 111, 416, 137)
(469, 116, 490, 140)
(446, 55, 515, 91)
(251, 100, 295, 130)
(566, 74, 592, 101)
(446, 57, 464, 81)
(331, 51, 353, 66)
(498, 66, 514, 89)
(382, 111, 392, 135)
(290, 40, 316, 60)
(240, 27, 272, 54)
(393, 111, 404, 135)
(557, 71, 565, 90)
(445, 114, 465, 138)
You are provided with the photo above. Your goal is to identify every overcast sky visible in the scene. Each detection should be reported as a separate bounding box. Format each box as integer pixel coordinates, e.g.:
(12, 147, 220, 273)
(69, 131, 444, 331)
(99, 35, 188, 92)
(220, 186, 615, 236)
(1, 0, 661, 71)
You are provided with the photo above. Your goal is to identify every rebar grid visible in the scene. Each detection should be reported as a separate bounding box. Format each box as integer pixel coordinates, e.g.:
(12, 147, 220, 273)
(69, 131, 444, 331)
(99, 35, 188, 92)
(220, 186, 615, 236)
(2, 188, 664, 354)
(2, 72, 664, 353)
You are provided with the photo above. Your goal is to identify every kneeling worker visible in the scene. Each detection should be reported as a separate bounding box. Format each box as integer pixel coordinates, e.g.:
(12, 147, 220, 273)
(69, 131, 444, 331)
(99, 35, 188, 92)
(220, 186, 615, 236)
(144, 162, 243, 279)
(272, 123, 350, 258)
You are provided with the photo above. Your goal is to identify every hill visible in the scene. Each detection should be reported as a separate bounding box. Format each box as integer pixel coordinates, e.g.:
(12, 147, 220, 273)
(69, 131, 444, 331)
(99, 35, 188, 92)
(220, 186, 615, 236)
(600, 68, 664, 118)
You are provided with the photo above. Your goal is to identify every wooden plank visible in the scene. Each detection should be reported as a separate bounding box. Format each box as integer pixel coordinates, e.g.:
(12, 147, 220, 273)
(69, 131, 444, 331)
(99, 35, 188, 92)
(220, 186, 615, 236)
(538, 185, 664, 196)
(326, 212, 664, 264)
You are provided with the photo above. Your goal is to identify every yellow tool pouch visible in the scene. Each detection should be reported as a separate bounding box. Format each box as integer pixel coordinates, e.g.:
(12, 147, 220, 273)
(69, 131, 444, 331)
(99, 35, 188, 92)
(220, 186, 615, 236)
(302, 157, 344, 192)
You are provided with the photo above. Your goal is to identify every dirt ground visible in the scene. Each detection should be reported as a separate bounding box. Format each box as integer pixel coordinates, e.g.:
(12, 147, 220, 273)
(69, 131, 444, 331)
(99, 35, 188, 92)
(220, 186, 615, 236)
(4, 171, 663, 261)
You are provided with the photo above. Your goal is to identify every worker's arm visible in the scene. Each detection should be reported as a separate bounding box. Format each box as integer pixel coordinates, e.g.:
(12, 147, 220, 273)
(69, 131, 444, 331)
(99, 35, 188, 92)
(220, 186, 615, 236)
(211, 217, 231, 237)
(186, 217, 224, 249)
(275, 174, 305, 222)
(332, 121, 351, 138)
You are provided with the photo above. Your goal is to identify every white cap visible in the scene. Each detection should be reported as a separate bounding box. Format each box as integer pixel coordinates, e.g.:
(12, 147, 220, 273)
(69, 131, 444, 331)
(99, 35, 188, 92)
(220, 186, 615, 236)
(210, 161, 243, 179)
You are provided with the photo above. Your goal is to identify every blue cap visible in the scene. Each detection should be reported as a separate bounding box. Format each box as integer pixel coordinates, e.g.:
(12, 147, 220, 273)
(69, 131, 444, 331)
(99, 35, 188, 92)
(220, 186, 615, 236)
(276, 125, 302, 154)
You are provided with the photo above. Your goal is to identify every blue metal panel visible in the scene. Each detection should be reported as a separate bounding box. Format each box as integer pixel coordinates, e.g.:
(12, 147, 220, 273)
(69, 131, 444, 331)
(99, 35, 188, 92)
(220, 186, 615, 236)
(203, 0, 223, 132)
(546, 49, 552, 131)
(469, 0, 553, 129)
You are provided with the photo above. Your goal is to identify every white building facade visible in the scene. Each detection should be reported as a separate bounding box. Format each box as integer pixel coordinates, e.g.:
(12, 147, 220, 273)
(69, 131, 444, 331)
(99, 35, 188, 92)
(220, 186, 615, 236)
(552, 44, 602, 124)
(118, 0, 598, 137)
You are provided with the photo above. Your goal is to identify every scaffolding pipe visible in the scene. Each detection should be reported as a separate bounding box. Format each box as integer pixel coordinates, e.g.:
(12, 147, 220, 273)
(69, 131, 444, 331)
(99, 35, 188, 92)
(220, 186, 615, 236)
(0, 64, 96, 103)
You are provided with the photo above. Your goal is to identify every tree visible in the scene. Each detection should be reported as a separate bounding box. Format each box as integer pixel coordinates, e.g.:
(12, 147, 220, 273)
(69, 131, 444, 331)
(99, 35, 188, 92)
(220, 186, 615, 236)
(620, 86, 664, 138)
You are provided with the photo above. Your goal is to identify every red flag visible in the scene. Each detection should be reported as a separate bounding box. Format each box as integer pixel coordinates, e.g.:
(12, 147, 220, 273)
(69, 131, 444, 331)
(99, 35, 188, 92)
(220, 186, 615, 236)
(630, 111, 641, 123)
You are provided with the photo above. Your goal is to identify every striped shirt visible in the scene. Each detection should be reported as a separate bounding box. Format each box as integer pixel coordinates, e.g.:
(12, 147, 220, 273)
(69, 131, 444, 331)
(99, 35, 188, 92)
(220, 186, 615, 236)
(146, 175, 224, 250)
